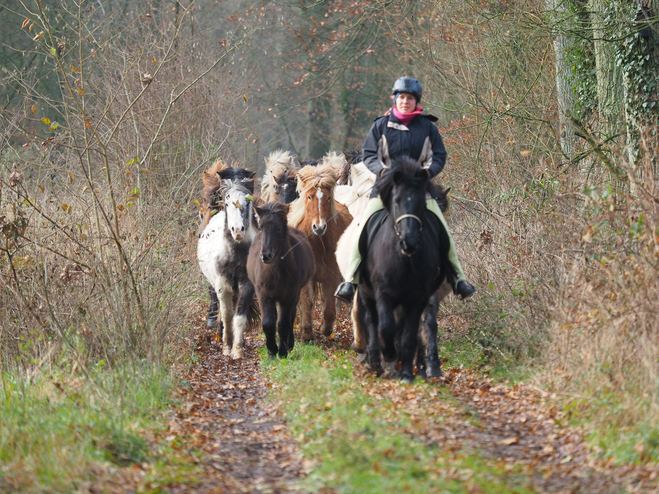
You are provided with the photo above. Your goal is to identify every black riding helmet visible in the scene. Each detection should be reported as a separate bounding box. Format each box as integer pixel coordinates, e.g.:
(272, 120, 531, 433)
(392, 76, 422, 103)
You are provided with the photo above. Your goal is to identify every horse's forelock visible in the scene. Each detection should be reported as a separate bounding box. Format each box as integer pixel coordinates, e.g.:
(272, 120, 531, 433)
(378, 157, 426, 206)
(265, 150, 297, 171)
(297, 164, 337, 194)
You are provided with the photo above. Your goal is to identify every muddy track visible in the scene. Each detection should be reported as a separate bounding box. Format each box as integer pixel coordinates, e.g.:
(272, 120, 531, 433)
(168, 327, 306, 493)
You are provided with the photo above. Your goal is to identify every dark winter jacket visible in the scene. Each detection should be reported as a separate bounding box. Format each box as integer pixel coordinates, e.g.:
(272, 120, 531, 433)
(362, 111, 447, 197)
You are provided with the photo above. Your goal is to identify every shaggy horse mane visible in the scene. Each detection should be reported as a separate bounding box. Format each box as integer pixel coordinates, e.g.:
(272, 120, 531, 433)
(288, 164, 338, 228)
(255, 201, 289, 220)
(322, 151, 350, 185)
(260, 149, 298, 202)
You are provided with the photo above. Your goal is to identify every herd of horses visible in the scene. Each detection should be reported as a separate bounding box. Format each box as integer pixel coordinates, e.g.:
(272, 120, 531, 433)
(197, 149, 453, 382)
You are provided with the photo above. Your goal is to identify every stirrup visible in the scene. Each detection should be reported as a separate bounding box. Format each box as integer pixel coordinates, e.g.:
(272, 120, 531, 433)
(453, 279, 476, 300)
(334, 282, 356, 303)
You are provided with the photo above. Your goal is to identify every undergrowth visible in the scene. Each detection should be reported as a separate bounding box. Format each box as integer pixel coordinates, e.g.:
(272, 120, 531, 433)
(0, 358, 176, 492)
(261, 344, 533, 493)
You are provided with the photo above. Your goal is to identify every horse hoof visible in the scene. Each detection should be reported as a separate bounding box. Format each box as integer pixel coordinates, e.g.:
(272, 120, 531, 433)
(268, 352, 277, 359)
(417, 367, 427, 380)
(427, 365, 442, 378)
(401, 374, 415, 384)
(319, 323, 333, 337)
(207, 317, 217, 328)
(302, 337, 314, 344)
(223, 347, 231, 357)
(231, 349, 243, 359)
(382, 361, 399, 378)
(278, 352, 288, 359)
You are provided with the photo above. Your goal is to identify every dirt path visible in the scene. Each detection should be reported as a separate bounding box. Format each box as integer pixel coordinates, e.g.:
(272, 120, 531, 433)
(105, 311, 658, 493)
(166, 326, 306, 493)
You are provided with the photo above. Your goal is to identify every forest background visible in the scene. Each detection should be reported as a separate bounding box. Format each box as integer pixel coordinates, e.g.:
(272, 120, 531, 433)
(1, 0, 658, 489)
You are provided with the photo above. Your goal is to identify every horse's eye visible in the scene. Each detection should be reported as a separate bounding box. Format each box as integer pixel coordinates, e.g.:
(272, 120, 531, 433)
(307, 195, 311, 200)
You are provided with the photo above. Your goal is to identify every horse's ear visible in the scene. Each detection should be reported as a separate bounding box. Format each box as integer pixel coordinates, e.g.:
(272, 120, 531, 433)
(377, 135, 391, 168)
(445, 187, 451, 195)
(254, 205, 265, 219)
(217, 168, 232, 180)
(417, 137, 433, 169)
(245, 170, 257, 180)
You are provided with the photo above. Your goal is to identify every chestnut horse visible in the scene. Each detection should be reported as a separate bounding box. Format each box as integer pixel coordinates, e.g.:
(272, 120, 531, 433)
(260, 150, 299, 204)
(288, 163, 352, 341)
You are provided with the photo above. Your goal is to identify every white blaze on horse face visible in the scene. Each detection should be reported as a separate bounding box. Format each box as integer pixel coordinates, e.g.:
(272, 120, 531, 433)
(225, 191, 249, 241)
(316, 187, 324, 226)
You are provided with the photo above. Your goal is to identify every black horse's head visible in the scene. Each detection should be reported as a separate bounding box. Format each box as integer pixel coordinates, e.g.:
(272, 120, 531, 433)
(273, 169, 299, 204)
(254, 202, 290, 264)
(378, 157, 429, 256)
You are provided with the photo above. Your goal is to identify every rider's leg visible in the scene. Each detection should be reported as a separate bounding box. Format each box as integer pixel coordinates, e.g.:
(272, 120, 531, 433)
(425, 199, 476, 299)
(335, 197, 384, 303)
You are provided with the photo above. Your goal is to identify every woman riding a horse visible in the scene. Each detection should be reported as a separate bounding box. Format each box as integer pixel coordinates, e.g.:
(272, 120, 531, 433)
(335, 76, 476, 302)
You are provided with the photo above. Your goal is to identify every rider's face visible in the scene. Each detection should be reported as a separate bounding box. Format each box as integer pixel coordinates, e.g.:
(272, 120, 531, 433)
(394, 92, 417, 114)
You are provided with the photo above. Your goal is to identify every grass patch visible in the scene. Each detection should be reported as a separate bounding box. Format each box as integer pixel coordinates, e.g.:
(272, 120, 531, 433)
(261, 344, 533, 493)
(0, 361, 176, 492)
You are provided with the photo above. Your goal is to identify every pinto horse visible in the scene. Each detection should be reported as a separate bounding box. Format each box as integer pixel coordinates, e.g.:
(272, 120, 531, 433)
(197, 168, 258, 359)
(288, 163, 352, 341)
(356, 156, 452, 382)
(198, 159, 229, 328)
(260, 150, 299, 204)
(247, 203, 314, 358)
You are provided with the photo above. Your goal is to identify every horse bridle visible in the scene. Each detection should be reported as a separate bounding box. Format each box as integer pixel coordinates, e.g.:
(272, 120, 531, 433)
(393, 204, 424, 237)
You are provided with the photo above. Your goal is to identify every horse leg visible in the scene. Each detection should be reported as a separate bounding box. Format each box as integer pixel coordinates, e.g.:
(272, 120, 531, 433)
(230, 280, 255, 360)
(217, 285, 234, 356)
(375, 293, 397, 364)
(360, 292, 382, 376)
(400, 303, 425, 383)
(260, 297, 278, 358)
(319, 278, 338, 336)
(298, 281, 314, 343)
(421, 291, 442, 378)
(208, 285, 219, 328)
(277, 299, 297, 359)
(351, 289, 368, 354)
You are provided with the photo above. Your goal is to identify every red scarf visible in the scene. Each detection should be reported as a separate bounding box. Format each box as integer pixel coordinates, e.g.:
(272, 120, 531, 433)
(392, 106, 424, 126)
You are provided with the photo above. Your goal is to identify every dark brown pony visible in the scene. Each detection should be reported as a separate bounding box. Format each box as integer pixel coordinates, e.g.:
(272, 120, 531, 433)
(288, 164, 353, 341)
(247, 203, 314, 358)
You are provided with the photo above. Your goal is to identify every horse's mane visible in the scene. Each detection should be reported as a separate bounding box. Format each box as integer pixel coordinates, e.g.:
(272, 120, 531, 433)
(350, 162, 376, 199)
(288, 164, 338, 228)
(201, 159, 228, 207)
(343, 149, 362, 165)
(255, 201, 289, 221)
(218, 167, 257, 195)
(322, 151, 351, 185)
(299, 157, 320, 167)
(377, 157, 427, 208)
(199, 159, 230, 232)
(377, 157, 450, 212)
(261, 149, 297, 202)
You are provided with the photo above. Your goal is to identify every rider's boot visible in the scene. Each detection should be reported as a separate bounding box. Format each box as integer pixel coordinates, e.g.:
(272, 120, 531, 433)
(334, 281, 356, 304)
(453, 279, 476, 299)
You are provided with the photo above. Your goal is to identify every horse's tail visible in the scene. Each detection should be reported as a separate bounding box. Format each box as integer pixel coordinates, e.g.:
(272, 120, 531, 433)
(247, 297, 261, 331)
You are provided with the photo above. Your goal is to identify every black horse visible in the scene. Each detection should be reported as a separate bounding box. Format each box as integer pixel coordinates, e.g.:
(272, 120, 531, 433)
(247, 202, 314, 358)
(357, 156, 451, 382)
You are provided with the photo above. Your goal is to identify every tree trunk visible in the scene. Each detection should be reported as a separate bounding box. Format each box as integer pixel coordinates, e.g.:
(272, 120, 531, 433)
(589, 0, 624, 141)
(546, 0, 578, 164)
